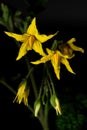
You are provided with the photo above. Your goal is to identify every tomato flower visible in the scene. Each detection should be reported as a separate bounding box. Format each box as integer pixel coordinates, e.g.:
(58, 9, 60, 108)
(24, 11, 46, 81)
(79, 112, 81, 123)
(5, 17, 58, 60)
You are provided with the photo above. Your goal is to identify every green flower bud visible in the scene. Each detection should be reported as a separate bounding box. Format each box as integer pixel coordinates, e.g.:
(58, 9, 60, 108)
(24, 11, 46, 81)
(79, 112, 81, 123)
(50, 94, 62, 115)
(34, 99, 41, 117)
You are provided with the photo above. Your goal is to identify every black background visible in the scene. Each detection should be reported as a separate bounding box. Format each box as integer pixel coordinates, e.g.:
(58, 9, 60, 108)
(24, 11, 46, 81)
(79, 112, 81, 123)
(0, 0, 87, 129)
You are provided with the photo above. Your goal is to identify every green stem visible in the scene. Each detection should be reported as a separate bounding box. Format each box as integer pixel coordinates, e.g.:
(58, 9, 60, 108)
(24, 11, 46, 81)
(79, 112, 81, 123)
(44, 99, 49, 130)
(45, 63, 56, 95)
(14, 42, 48, 129)
(35, 65, 50, 130)
(25, 66, 34, 79)
(25, 57, 38, 98)
(47, 68, 55, 94)
(0, 79, 16, 95)
(38, 105, 49, 130)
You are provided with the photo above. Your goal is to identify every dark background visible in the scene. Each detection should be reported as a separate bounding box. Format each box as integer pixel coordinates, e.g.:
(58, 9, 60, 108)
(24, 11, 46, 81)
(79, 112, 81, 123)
(0, 0, 87, 129)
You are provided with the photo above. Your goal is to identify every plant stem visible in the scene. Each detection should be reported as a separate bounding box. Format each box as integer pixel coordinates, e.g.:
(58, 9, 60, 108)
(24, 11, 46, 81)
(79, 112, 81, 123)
(25, 58, 50, 130)
(0, 79, 16, 95)
(38, 105, 49, 130)
(45, 63, 56, 94)
(25, 57, 38, 98)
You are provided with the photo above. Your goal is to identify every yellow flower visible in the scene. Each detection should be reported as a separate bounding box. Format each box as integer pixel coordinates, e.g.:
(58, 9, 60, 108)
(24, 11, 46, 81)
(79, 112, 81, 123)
(67, 38, 84, 53)
(59, 38, 84, 58)
(50, 94, 62, 115)
(31, 48, 75, 80)
(13, 80, 29, 106)
(4, 17, 58, 60)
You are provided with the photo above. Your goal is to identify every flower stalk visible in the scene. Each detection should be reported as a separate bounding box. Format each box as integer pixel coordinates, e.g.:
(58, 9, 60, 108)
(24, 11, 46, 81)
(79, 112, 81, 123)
(0, 5, 85, 130)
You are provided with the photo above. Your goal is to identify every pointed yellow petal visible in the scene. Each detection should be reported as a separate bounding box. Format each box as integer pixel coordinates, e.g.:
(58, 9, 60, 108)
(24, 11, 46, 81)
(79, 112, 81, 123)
(13, 80, 27, 104)
(26, 17, 58, 43)
(36, 31, 58, 43)
(51, 52, 61, 80)
(67, 38, 84, 53)
(4, 31, 24, 41)
(23, 88, 29, 106)
(46, 48, 70, 59)
(61, 58, 75, 74)
(55, 98, 62, 115)
(52, 62, 60, 80)
(16, 40, 31, 60)
(27, 17, 38, 35)
(67, 38, 76, 43)
(33, 41, 46, 56)
(69, 43, 84, 53)
(46, 48, 54, 54)
(31, 53, 53, 65)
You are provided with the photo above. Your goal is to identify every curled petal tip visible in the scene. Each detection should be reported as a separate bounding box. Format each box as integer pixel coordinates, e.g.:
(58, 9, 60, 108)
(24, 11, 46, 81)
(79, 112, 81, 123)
(16, 57, 19, 61)
(16, 55, 21, 61)
(67, 38, 76, 44)
(55, 31, 59, 35)
(81, 48, 84, 53)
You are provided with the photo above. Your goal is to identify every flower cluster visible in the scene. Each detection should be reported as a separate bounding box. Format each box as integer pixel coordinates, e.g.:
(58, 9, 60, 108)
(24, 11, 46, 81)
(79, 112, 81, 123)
(5, 17, 84, 115)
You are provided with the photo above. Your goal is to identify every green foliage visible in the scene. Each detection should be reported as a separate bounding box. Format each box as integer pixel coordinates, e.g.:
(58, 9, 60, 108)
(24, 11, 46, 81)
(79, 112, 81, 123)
(51, 40, 63, 51)
(56, 94, 87, 130)
(0, 1, 48, 33)
(0, 3, 13, 31)
(14, 12, 32, 33)
(0, 3, 32, 32)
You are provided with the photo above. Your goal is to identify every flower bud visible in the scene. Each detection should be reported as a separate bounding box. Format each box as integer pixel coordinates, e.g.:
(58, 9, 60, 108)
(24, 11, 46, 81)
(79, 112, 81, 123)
(50, 94, 62, 115)
(34, 99, 41, 117)
(13, 79, 29, 106)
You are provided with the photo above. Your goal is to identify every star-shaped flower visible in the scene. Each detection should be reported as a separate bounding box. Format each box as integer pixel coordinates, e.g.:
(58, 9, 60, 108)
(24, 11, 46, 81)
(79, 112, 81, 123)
(31, 48, 75, 80)
(4, 17, 58, 60)
(59, 38, 84, 58)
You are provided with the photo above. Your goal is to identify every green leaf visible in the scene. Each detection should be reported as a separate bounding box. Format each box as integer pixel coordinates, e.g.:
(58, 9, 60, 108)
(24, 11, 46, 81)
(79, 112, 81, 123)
(51, 40, 58, 50)
(1, 3, 9, 22)
(8, 15, 13, 31)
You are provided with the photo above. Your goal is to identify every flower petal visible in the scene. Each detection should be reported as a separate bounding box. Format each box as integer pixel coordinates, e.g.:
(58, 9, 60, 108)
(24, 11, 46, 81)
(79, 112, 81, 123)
(13, 80, 27, 104)
(27, 17, 38, 35)
(51, 52, 61, 80)
(16, 40, 31, 60)
(61, 58, 75, 74)
(4, 31, 24, 41)
(33, 40, 46, 56)
(46, 48, 70, 59)
(67, 38, 84, 53)
(35, 31, 58, 43)
(31, 53, 53, 65)
(55, 98, 62, 115)
(23, 88, 29, 106)
(46, 48, 54, 54)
